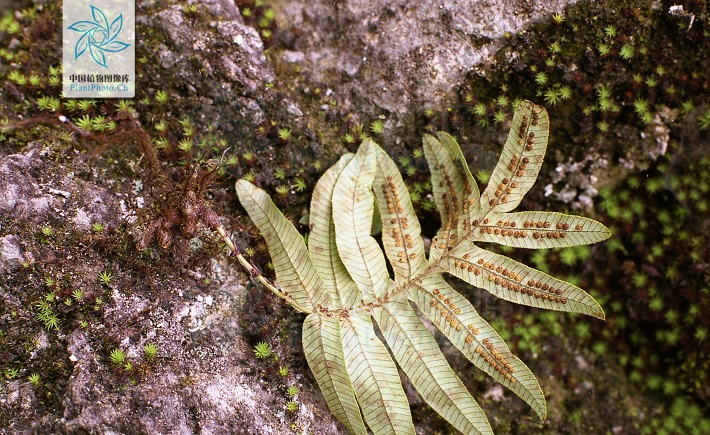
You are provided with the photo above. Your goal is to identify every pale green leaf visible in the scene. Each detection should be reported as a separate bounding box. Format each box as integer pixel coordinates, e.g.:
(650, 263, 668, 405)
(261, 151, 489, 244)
(302, 314, 368, 435)
(333, 140, 391, 301)
(436, 131, 481, 217)
(444, 241, 605, 319)
(236, 180, 331, 312)
(480, 101, 549, 214)
(473, 211, 611, 248)
(409, 274, 547, 420)
(308, 154, 362, 308)
(373, 294, 493, 434)
(423, 132, 479, 260)
(341, 313, 415, 434)
(371, 143, 427, 282)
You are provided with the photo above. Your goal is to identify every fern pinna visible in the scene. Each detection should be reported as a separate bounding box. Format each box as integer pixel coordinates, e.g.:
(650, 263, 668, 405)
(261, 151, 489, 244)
(234, 101, 610, 434)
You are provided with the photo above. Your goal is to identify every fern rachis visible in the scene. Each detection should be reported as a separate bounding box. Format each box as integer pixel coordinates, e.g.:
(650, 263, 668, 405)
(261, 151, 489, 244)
(232, 101, 610, 434)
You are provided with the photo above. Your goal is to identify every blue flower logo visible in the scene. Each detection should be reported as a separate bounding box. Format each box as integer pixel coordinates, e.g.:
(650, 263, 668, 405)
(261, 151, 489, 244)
(67, 5, 130, 68)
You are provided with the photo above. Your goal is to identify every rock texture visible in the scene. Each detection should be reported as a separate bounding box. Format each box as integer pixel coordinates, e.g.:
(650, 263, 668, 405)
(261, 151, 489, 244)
(273, 0, 579, 133)
(0, 143, 343, 434)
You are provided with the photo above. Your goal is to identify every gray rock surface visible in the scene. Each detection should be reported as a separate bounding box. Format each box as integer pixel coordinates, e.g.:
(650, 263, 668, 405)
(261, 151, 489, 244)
(0, 144, 120, 226)
(0, 146, 343, 434)
(135, 1, 277, 147)
(0, 148, 52, 221)
(272, 0, 579, 137)
(0, 235, 24, 273)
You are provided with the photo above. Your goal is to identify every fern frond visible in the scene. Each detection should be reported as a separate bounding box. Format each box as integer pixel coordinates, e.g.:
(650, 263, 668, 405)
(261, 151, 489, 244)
(374, 293, 493, 434)
(236, 100, 610, 434)
(473, 211, 611, 248)
(308, 154, 361, 308)
(480, 100, 549, 214)
(409, 274, 547, 420)
(333, 140, 391, 302)
(423, 131, 479, 260)
(341, 313, 415, 434)
(303, 314, 368, 435)
(445, 241, 605, 319)
(372, 145, 428, 282)
(236, 180, 329, 313)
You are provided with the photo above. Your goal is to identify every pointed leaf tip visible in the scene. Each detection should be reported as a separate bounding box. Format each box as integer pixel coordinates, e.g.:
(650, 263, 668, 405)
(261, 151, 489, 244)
(481, 100, 549, 214)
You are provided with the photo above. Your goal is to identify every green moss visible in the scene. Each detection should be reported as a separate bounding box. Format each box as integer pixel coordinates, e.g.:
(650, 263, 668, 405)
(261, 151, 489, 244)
(575, 323, 591, 341)
(534, 72, 548, 85)
(143, 342, 158, 360)
(698, 108, 710, 130)
(543, 88, 561, 106)
(109, 348, 126, 365)
(369, 119, 385, 135)
(619, 44, 635, 60)
(293, 177, 307, 192)
(155, 90, 168, 103)
(98, 271, 113, 286)
(285, 400, 298, 412)
(277, 127, 292, 141)
(253, 341, 273, 359)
